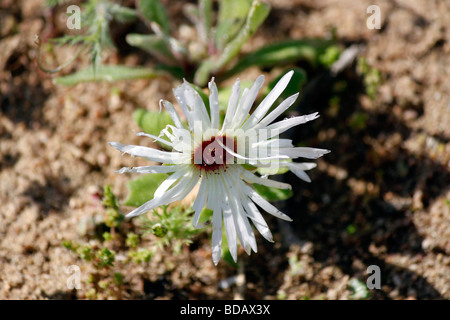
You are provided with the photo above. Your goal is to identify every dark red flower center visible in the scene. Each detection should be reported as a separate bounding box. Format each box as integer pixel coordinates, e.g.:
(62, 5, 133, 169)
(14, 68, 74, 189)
(193, 136, 236, 172)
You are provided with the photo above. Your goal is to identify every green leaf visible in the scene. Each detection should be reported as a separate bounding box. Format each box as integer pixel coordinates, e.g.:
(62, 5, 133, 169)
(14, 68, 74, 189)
(198, 208, 213, 226)
(132, 108, 174, 149)
(215, 0, 270, 66)
(124, 173, 168, 207)
(195, 0, 270, 86)
(318, 45, 341, 68)
(126, 33, 176, 64)
(348, 278, 370, 299)
(185, 0, 213, 44)
(252, 183, 292, 201)
(154, 64, 186, 79)
(137, 0, 171, 34)
(53, 65, 160, 85)
(110, 4, 138, 23)
(256, 163, 290, 176)
(214, 0, 253, 51)
(222, 39, 334, 80)
(199, 0, 213, 42)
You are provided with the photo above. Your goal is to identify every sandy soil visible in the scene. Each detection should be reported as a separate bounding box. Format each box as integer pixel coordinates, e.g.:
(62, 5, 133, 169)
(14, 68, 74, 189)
(0, 0, 449, 299)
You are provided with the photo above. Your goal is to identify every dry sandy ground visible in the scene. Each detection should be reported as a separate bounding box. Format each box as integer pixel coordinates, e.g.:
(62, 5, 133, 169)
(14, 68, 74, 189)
(0, 0, 449, 299)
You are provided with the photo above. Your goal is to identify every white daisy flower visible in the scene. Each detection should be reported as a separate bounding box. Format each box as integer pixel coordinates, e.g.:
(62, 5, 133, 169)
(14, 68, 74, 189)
(109, 71, 330, 265)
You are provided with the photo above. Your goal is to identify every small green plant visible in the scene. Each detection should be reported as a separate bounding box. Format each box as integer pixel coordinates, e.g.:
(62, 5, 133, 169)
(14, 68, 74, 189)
(62, 240, 121, 298)
(62, 184, 205, 298)
(42, 0, 338, 87)
(140, 205, 201, 255)
(357, 56, 382, 100)
(288, 253, 305, 276)
(102, 185, 124, 227)
(348, 278, 370, 300)
(40, 0, 137, 73)
(62, 185, 152, 299)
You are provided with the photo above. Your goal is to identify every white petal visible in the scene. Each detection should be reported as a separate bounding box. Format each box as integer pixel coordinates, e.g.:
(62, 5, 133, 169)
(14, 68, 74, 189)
(224, 175, 257, 255)
(159, 126, 176, 141)
(242, 183, 292, 221)
(192, 177, 209, 228)
(167, 171, 199, 202)
(216, 139, 289, 162)
(173, 84, 194, 130)
(211, 198, 223, 266)
(252, 138, 294, 149)
(153, 165, 191, 199)
(230, 169, 273, 243)
(279, 147, 330, 159)
(222, 200, 238, 263)
(251, 93, 299, 130)
(183, 80, 211, 128)
(126, 167, 198, 218)
(295, 162, 318, 170)
(216, 175, 237, 263)
(231, 75, 265, 130)
(208, 78, 220, 130)
(161, 99, 184, 129)
(108, 142, 189, 164)
(243, 71, 294, 129)
(240, 194, 273, 243)
(116, 164, 183, 174)
(235, 202, 257, 255)
(241, 169, 292, 190)
(205, 172, 217, 210)
(264, 112, 320, 138)
(169, 127, 194, 153)
(289, 167, 311, 182)
(286, 162, 317, 182)
(221, 78, 241, 132)
(125, 199, 158, 218)
(135, 132, 173, 148)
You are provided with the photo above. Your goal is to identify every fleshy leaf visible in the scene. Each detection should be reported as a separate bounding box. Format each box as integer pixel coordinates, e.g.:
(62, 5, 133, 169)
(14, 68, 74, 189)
(137, 0, 171, 34)
(198, 208, 214, 226)
(194, 0, 270, 86)
(110, 4, 138, 23)
(199, 0, 213, 42)
(252, 183, 293, 201)
(126, 33, 176, 64)
(53, 65, 159, 85)
(214, 0, 253, 51)
(222, 39, 334, 80)
(124, 173, 169, 207)
(318, 45, 341, 68)
(154, 64, 186, 79)
(133, 108, 174, 150)
(256, 163, 290, 176)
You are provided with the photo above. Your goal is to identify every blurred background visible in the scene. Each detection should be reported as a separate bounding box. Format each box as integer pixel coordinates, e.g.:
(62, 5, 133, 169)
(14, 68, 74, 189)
(0, 0, 449, 299)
